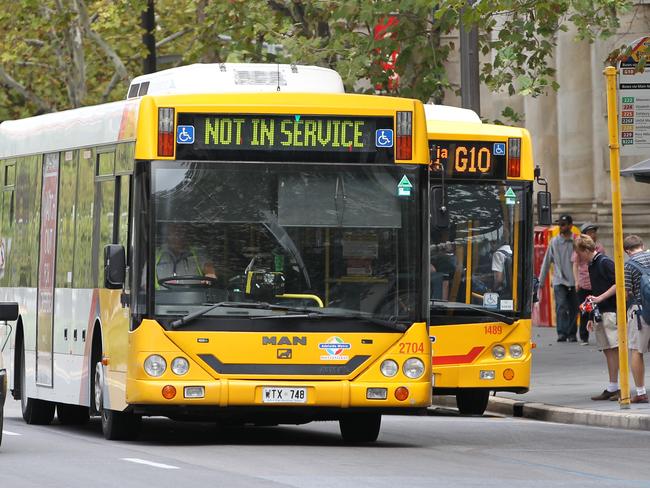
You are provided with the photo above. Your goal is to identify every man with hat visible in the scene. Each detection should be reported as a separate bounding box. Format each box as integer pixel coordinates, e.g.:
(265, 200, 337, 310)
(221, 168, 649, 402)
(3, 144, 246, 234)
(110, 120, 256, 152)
(572, 222, 605, 345)
(538, 214, 578, 342)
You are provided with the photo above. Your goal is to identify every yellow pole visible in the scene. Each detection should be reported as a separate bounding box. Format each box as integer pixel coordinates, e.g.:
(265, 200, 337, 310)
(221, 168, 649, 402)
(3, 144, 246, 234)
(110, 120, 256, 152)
(604, 66, 630, 408)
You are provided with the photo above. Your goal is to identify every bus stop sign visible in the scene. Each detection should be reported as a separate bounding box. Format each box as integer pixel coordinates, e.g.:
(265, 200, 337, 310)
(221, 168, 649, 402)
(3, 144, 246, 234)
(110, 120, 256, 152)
(618, 36, 650, 156)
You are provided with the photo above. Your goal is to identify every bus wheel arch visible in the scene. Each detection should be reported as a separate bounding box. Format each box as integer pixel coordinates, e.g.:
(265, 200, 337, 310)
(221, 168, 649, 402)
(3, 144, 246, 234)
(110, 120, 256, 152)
(90, 319, 140, 440)
(16, 323, 55, 425)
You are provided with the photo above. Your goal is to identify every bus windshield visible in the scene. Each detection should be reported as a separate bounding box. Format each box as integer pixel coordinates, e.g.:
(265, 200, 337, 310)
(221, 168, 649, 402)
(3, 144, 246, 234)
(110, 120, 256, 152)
(146, 161, 422, 327)
(430, 181, 530, 322)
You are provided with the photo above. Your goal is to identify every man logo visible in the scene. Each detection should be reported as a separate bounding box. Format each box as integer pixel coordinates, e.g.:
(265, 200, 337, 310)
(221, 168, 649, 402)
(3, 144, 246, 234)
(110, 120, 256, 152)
(277, 349, 292, 359)
(262, 336, 307, 346)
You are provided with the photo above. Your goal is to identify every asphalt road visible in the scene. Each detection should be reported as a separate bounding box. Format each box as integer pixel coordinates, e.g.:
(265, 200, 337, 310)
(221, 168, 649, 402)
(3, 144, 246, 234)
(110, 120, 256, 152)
(2, 398, 650, 488)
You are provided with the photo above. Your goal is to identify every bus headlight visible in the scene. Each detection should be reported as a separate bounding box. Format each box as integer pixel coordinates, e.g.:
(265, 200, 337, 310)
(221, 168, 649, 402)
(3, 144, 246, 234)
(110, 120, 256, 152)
(380, 359, 399, 377)
(509, 344, 524, 359)
(144, 354, 167, 377)
(171, 357, 189, 375)
(403, 358, 425, 379)
(492, 345, 506, 360)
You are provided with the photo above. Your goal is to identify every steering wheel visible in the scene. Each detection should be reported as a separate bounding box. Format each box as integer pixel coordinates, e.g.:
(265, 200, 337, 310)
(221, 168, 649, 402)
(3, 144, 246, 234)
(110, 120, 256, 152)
(157, 275, 219, 289)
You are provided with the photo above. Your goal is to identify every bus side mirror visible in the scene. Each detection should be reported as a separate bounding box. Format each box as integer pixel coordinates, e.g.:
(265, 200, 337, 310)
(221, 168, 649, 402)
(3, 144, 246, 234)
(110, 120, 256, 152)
(0, 302, 19, 321)
(431, 186, 449, 229)
(537, 191, 552, 226)
(104, 244, 126, 290)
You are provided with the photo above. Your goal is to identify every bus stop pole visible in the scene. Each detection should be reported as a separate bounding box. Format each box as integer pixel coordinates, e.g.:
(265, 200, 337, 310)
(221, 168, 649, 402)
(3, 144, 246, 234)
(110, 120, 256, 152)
(604, 66, 630, 409)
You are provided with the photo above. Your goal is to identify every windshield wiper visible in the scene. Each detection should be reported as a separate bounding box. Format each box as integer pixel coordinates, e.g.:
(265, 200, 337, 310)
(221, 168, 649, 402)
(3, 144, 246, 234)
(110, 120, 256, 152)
(251, 307, 409, 332)
(169, 301, 279, 328)
(170, 301, 410, 332)
(430, 299, 515, 325)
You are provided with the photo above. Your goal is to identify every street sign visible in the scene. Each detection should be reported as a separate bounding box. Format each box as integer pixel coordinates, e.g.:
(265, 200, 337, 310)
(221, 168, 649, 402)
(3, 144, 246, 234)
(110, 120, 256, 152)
(617, 36, 650, 156)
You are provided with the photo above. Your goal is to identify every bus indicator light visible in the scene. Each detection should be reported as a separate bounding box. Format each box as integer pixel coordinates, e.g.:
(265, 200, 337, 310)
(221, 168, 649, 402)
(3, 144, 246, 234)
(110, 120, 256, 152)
(507, 138, 521, 177)
(158, 107, 175, 157)
(162, 385, 177, 399)
(396, 111, 412, 160)
(503, 368, 515, 381)
(394, 386, 409, 401)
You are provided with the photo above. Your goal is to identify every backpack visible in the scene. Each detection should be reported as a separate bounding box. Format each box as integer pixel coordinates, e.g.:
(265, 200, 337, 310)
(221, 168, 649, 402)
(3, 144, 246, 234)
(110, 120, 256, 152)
(626, 258, 650, 324)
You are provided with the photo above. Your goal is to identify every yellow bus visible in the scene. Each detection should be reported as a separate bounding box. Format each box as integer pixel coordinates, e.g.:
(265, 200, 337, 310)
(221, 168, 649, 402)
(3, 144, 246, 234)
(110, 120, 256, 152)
(426, 104, 539, 415)
(0, 63, 432, 442)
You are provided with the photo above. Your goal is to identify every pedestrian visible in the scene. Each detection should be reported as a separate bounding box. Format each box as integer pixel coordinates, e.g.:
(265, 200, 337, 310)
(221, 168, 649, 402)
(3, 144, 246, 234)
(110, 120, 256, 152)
(623, 234, 650, 403)
(538, 214, 578, 342)
(574, 234, 620, 401)
(572, 223, 605, 345)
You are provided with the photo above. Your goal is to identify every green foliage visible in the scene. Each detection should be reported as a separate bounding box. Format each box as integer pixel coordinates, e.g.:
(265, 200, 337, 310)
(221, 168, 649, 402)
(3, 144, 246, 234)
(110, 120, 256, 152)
(0, 0, 635, 120)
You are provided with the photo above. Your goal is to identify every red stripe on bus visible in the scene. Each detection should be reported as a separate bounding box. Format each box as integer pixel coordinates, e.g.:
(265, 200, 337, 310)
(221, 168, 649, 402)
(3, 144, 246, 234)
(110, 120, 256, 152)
(432, 346, 484, 365)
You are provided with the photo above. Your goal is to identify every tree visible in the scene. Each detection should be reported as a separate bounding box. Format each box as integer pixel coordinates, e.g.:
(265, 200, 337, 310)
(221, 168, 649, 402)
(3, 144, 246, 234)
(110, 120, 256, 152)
(0, 0, 637, 120)
(0, 0, 142, 120)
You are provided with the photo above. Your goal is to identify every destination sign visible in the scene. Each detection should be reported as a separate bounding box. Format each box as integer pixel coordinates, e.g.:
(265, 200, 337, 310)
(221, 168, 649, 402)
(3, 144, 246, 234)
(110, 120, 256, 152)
(175, 113, 394, 163)
(428, 140, 506, 179)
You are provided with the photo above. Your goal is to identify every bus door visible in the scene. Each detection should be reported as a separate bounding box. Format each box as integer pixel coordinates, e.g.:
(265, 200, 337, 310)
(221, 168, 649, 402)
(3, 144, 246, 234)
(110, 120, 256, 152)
(36, 152, 60, 387)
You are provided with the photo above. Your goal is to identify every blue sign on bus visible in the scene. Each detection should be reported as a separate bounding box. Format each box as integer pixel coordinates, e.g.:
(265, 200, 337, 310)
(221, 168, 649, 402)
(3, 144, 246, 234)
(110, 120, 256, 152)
(177, 125, 195, 144)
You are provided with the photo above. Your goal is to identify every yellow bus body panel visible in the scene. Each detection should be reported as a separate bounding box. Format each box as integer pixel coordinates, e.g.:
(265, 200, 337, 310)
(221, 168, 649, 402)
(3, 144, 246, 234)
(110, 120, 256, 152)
(426, 120, 534, 181)
(135, 92, 430, 165)
(430, 319, 531, 390)
(126, 320, 432, 408)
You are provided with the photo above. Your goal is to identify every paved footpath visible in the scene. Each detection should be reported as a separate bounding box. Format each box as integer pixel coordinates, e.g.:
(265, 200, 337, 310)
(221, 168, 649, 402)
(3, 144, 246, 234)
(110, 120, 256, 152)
(435, 325, 650, 430)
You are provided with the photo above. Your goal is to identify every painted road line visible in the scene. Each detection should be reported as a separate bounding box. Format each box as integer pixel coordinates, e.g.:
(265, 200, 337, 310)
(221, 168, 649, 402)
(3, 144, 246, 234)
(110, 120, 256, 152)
(121, 458, 180, 470)
(2, 430, 22, 436)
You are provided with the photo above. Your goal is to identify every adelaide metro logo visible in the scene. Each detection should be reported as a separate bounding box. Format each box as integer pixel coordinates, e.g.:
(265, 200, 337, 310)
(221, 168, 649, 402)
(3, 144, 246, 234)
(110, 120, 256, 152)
(319, 336, 351, 361)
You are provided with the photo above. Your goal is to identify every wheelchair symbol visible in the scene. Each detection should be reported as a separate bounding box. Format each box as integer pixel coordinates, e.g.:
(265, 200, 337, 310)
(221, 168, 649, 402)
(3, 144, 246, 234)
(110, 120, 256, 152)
(493, 142, 506, 156)
(177, 125, 195, 144)
(375, 129, 394, 148)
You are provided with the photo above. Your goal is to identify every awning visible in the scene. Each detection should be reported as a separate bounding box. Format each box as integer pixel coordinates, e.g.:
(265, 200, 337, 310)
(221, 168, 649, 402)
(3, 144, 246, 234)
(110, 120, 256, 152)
(621, 158, 650, 183)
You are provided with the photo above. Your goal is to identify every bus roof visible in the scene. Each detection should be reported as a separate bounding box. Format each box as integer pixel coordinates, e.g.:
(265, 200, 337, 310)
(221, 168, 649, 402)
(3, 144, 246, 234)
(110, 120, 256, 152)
(424, 104, 481, 123)
(1, 91, 427, 160)
(0, 99, 140, 159)
(126, 63, 345, 99)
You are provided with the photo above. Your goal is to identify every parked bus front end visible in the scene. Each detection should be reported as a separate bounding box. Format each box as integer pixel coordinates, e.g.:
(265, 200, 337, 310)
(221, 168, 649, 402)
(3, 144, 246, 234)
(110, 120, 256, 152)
(105, 93, 432, 441)
(427, 116, 534, 415)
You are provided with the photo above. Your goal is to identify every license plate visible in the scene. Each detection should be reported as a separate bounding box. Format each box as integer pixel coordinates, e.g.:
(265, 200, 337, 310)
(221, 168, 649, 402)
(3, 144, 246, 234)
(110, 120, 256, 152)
(262, 387, 307, 404)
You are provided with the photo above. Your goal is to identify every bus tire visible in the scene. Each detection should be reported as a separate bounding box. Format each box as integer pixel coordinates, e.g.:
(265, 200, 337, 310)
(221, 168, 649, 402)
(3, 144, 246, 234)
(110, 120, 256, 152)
(19, 342, 55, 425)
(339, 413, 381, 443)
(94, 361, 140, 440)
(456, 389, 490, 416)
(57, 403, 90, 425)
(0, 406, 4, 446)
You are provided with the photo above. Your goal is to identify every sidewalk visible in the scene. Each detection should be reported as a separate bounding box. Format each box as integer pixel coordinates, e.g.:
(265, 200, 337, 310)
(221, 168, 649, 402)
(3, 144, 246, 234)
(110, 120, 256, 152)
(434, 325, 650, 430)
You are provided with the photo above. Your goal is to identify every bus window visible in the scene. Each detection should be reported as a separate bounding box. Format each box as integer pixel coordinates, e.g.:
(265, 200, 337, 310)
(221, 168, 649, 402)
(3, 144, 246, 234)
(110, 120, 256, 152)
(431, 182, 528, 316)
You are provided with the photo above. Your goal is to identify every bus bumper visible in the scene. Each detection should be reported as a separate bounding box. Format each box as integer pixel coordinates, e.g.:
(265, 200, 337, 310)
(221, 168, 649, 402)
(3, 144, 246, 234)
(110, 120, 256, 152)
(432, 357, 531, 394)
(126, 377, 432, 410)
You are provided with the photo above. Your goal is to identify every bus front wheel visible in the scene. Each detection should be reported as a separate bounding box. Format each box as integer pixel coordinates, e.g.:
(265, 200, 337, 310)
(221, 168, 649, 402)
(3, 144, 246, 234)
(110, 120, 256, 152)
(456, 389, 490, 416)
(94, 361, 141, 440)
(339, 414, 381, 443)
(19, 343, 55, 425)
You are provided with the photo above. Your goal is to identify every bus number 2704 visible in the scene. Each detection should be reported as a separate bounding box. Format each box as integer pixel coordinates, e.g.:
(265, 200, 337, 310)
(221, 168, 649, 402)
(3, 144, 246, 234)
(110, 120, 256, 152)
(399, 342, 425, 354)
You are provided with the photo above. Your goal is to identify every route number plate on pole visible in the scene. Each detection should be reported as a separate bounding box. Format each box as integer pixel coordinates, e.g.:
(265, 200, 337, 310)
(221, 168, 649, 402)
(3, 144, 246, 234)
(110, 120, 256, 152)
(618, 37, 650, 156)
